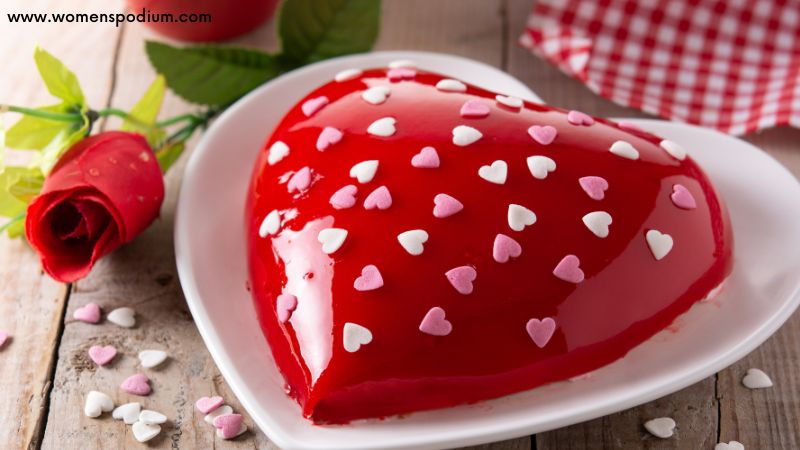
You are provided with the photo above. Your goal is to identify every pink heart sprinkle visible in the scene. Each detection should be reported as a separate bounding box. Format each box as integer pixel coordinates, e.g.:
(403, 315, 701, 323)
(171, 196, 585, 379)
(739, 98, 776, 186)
(553, 255, 584, 283)
(411, 146, 440, 168)
(567, 110, 594, 126)
(445, 266, 477, 295)
(316, 126, 343, 151)
(363, 186, 393, 210)
(579, 176, 608, 201)
(459, 100, 490, 118)
(0, 331, 9, 349)
(527, 125, 558, 145)
(73, 303, 101, 324)
(353, 265, 384, 291)
(195, 396, 224, 413)
(213, 413, 244, 439)
(276, 294, 298, 323)
(671, 184, 697, 210)
(387, 68, 416, 80)
(526, 317, 556, 348)
(88, 345, 117, 366)
(120, 373, 151, 396)
(419, 307, 452, 336)
(329, 184, 357, 209)
(301, 96, 329, 117)
(493, 234, 522, 263)
(433, 193, 463, 218)
(287, 167, 312, 193)
(618, 120, 644, 133)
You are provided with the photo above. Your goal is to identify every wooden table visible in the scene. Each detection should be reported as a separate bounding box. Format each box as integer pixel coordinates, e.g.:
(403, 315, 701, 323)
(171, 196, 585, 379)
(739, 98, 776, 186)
(2, 1, 799, 448)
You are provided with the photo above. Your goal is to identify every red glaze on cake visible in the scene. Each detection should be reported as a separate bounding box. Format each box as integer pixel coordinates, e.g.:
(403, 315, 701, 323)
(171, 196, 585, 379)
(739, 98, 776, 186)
(246, 65, 733, 424)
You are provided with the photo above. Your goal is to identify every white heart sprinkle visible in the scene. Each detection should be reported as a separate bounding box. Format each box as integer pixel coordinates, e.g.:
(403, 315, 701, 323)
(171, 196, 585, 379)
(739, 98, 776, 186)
(139, 409, 167, 425)
(317, 228, 348, 254)
(478, 160, 507, 184)
(436, 79, 467, 92)
(495, 95, 523, 109)
(397, 229, 429, 256)
(610, 140, 640, 160)
(107, 307, 136, 328)
(452, 125, 482, 146)
(660, 139, 687, 160)
(646, 229, 673, 260)
(388, 59, 417, 69)
(367, 117, 396, 137)
(204, 404, 234, 425)
(526, 155, 556, 179)
(361, 85, 390, 105)
(138, 350, 168, 369)
(644, 417, 676, 439)
(582, 211, 612, 238)
(84, 390, 114, 418)
(335, 68, 363, 82)
(132, 420, 161, 443)
(715, 441, 745, 450)
(112, 402, 141, 424)
(267, 141, 289, 165)
(343, 322, 373, 352)
(742, 368, 773, 389)
(508, 204, 537, 232)
(216, 423, 247, 439)
(258, 210, 280, 238)
(349, 160, 379, 183)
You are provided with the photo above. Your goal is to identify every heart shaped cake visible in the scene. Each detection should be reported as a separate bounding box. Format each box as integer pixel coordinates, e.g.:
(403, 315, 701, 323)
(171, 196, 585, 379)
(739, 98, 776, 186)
(246, 63, 733, 424)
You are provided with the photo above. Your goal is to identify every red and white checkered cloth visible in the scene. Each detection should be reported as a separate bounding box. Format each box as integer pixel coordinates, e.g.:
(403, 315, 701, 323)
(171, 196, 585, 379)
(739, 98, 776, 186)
(520, 0, 800, 135)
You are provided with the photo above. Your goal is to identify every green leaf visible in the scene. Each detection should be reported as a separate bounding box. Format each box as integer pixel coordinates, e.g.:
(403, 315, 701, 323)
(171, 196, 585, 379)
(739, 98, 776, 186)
(8, 169, 43, 204)
(145, 41, 282, 106)
(155, 141, 185, 173)
(1, 213, 26, 238)
(34, 47, 85, 108)
(0, 166, 42, 217)
(27, 114, 88, 174)
(278, 0, 381, 66)
(6, 104, 77, 150)
(121, 75, 167, 146)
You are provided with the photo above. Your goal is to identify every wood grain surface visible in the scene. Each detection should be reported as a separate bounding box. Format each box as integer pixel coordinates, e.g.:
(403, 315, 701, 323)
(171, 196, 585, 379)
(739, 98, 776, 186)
(1, 0, 798, 449)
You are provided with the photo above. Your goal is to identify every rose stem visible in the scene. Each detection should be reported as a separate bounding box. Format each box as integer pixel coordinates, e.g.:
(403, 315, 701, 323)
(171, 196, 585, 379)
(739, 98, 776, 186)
(0, 105, 81, 122)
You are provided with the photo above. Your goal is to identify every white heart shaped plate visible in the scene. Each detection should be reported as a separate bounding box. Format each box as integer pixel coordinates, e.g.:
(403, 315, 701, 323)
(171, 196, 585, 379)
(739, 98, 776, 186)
(175, 51, 800, 449)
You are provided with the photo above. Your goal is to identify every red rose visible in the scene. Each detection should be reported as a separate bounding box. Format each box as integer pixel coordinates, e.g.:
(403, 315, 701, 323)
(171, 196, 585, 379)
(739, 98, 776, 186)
(25, 131, 165, 282)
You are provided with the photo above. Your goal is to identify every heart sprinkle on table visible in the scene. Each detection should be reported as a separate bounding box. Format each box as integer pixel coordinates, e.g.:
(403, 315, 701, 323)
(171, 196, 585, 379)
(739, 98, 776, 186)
(132, 420, 161, 443)
(742, 368, 773, 389)
(88, 345, 117, 366)
(73, 303, 101, 324)
(139, 409, 167, 425)
(197, 398, 247, 440)
(112, 402, 142, 424)
(204, 404, 234, 425)
(121, 373, 152, 396)
(107, 307, 136, 328)
(213, 413, 246, 439)
(715, 441, 745, 450)
(195, 396, 225, 414)
(84, 390, 114, 418)
(644, 417, 676, 438)
(138, 350, 168, 369)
